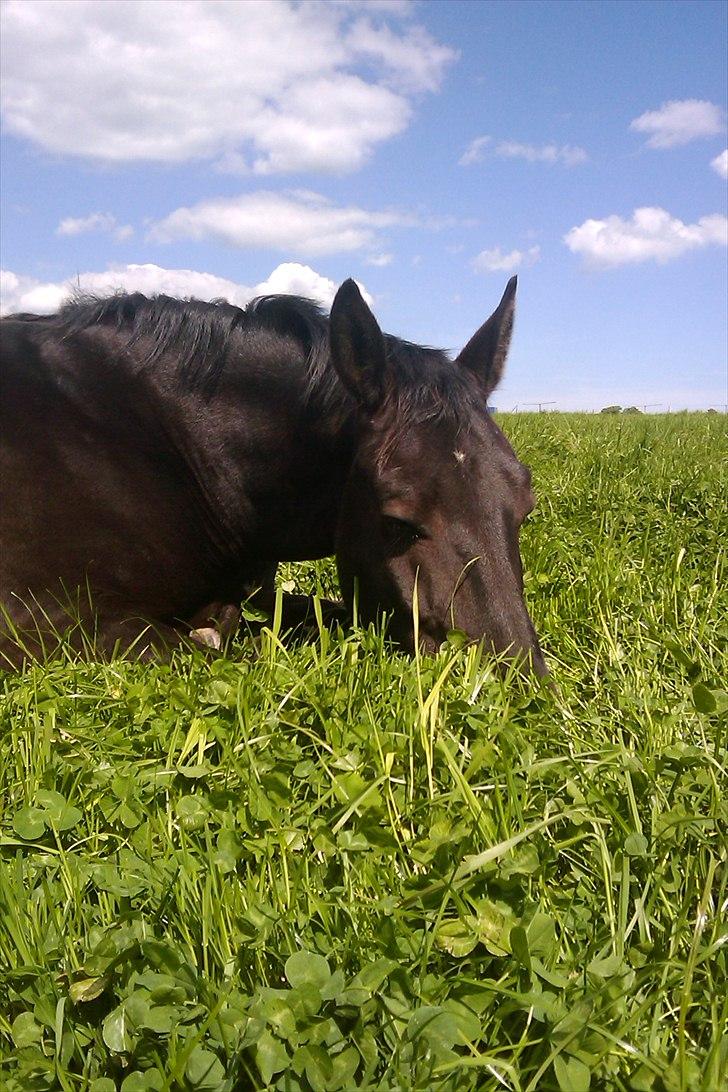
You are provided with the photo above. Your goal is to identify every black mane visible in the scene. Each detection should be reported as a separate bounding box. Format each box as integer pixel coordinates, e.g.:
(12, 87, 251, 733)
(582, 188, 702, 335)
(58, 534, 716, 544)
(22, 291, 476, 422)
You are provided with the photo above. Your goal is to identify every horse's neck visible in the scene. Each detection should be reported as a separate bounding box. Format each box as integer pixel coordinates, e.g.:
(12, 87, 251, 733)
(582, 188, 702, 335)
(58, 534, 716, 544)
(152, 352, 357, 566)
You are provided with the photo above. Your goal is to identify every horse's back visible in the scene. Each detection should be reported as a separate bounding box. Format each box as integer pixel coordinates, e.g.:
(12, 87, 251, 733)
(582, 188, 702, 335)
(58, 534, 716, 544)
(1, 315, 56, 406)
(1, 316, 66, 495)
(0, 315, 214, 658)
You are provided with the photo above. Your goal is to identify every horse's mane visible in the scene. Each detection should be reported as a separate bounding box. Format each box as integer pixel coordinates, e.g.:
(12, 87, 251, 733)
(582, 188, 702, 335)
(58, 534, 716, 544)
(21, 292, 476, 424)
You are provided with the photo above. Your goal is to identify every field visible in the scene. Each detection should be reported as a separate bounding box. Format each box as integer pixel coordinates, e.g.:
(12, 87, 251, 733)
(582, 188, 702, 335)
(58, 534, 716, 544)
(1, 413, 726, 1092)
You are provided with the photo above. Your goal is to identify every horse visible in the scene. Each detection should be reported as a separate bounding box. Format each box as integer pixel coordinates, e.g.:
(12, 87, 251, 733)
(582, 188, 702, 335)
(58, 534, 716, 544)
(0, 276, 546, 673)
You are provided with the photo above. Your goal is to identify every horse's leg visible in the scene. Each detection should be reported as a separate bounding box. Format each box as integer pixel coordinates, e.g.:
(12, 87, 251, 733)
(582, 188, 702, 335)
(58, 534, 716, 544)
(181, 562, 285, 650)
(184, 563, 348, 652)
(277, 593, 347, 629)
(187, 601, 241, 650)
(95, 615, 222, 661)
(244, 564, 347, 632)
(0, 612, 193, 667)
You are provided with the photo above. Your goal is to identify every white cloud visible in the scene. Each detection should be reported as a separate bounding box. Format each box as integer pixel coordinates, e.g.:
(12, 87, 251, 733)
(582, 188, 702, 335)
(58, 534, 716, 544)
(1, 270, 68, 315)
(0, 0, 455, 173)
(338, 2, 416, 18)
(711, 149, 728, 179)
(495, 141, 588, 166)
(459, 135, 491, 166)
(247, 75, 412, 175)
(564, 207, 728, 267)
(630, 99, 725, 149)
(0, 262, 370, 316)
(346, 17, 456, 94)
(365, 253, 394, 266)
(253, 261, 372, 307)
(56, 212, 133, 241)
(472, 246, 540, 273)
(149, 190, 415, 257)
(459, 137, 586, 168)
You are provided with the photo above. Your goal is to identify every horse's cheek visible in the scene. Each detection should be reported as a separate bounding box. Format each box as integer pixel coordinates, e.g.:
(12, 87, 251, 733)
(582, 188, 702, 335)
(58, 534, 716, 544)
(383, 551, 420, 611)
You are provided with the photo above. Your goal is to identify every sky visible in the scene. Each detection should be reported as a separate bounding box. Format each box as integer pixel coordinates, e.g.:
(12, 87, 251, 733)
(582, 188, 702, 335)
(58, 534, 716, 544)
(1, 0, 726, 411)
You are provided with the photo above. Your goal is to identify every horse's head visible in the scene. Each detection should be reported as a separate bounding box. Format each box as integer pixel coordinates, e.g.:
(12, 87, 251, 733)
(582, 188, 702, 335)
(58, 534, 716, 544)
(330, 277, 546, 674)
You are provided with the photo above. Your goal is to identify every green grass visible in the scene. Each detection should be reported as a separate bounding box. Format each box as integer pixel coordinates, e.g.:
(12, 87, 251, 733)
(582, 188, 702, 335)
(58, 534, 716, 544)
(1, 413, 726, 1092)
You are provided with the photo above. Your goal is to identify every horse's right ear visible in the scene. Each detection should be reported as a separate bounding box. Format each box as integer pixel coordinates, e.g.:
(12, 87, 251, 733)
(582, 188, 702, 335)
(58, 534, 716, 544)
(456, 276, 517, 397)
(329, 280, 387, 413)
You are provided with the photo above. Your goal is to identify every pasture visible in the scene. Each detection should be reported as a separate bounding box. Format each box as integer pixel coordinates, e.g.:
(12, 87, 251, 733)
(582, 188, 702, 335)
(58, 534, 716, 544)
(1, 412, 725, 1091)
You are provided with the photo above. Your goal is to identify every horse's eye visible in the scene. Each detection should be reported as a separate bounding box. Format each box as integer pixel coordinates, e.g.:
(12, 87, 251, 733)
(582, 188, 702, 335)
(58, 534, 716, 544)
(380, 515, 423, 555)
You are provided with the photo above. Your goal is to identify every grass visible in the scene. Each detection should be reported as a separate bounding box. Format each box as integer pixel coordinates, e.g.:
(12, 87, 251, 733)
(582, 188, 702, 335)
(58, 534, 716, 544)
(0, 413, 726, 1091)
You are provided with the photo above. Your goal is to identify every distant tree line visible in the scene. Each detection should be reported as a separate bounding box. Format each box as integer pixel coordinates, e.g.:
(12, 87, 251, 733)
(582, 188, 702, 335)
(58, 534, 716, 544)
(600, 406, 719, 415)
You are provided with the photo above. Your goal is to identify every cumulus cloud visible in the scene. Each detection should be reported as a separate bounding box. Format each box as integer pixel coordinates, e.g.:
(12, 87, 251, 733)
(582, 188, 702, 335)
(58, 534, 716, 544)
(564, 207, 728, 267)
(253, 262, 372, 307)
(711, 149, 728, 179)
(1, 270, 69, 315)
(630, 99, 725, 149)
(0, 262, 370, 316)
(56, 212, 133, 241)
(245, 75, 412, 175)
(495, 141, 588, 166)
(0, 0, 455, 173)
(459, 135, 491, 167)
(471, 246, 540, 273)
(149, 190, 415, 257)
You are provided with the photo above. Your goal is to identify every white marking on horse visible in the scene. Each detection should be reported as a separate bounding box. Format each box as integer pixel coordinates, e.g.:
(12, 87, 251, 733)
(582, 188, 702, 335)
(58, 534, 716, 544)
(190, 626, 222, 650)
(453, 450, 466, 464)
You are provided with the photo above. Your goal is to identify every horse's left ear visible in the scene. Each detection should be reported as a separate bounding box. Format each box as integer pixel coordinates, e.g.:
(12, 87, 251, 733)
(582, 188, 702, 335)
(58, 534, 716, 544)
(329, 279, 387, 413)
(456, 275, 517, 397)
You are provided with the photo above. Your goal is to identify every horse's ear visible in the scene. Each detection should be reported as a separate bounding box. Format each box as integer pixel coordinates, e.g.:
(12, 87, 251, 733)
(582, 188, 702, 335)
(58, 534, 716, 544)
(329, 279, 387, 413)
(456, 276, 517, 396)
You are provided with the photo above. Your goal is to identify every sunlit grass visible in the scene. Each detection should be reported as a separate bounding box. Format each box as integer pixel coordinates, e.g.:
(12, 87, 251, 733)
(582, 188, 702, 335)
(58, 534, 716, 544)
(1, 413, 726, 1091)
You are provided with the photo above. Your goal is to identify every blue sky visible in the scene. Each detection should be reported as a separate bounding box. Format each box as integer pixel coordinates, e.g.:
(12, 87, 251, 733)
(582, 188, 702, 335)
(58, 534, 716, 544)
(1, 0, 726, 410)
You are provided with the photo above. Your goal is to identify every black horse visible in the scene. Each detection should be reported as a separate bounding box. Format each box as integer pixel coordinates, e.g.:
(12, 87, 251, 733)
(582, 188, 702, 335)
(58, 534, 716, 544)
(0, 277, 546, 672)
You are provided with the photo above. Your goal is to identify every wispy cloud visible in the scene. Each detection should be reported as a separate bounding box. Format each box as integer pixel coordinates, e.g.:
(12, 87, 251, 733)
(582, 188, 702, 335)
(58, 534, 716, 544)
(346, 1, 416, 13)
(0, 1, 455, 174)
(472, 246, 540, 273)
(495, 141, 587, 166)
(0, 262, 370, 317)
(459, 135, 490, 166)
(365, 253, 394, 267)
(345, 15, 457, 94)
(564, 207, 728, 267)
(56, 212, 133, 241)
(711, 149, 728, 179)
(459, 136, 586, 167)
(630, 99, 725, 149)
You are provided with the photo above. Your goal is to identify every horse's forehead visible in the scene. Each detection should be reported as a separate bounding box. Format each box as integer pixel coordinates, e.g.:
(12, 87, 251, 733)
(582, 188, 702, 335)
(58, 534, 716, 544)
(373, 412, 516, 484)
(369, 415, 459, 474)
